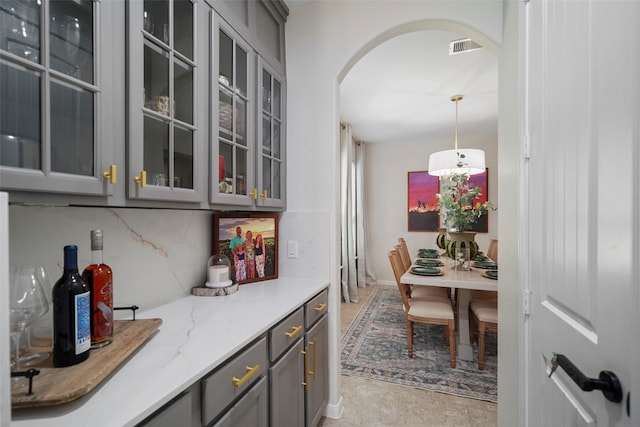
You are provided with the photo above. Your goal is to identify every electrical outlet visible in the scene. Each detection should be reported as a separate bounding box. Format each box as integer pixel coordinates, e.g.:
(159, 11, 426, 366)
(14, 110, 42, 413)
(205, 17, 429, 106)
(288, 240, 298, 258)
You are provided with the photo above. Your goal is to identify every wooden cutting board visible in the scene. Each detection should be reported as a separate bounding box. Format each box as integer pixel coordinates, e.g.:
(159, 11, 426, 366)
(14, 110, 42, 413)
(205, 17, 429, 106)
(11, 318, 162, 408)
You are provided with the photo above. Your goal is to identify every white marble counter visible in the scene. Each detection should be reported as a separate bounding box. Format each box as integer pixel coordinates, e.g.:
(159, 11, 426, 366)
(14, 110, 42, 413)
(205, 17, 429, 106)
(11, 277, 330, 426)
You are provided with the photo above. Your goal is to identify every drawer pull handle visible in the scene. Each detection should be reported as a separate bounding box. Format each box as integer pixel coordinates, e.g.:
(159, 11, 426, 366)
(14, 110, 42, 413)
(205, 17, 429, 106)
(285, 325, 303, 338)
(232, 365, 260, 388)
(301, 348, 309, 389)
(314, 303, 327, 312)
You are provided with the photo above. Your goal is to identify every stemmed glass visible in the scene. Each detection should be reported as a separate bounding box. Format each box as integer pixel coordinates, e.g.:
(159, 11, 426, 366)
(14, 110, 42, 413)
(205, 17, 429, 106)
(21, 266, 53, 366)
(9, 266, 50, 381)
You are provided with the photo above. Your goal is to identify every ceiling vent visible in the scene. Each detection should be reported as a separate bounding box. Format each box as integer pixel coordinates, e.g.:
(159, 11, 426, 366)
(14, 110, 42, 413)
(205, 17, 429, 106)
(449, 38, 483, 55)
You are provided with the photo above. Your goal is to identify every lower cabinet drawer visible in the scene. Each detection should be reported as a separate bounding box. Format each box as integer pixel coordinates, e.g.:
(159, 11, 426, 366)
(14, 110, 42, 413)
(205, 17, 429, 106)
(201, 337, 268, 426)
(213, 376, 268, 427)
(305, 289, 329, 328)
(137, 389, 193, 427)
(269, 307, 305, 361)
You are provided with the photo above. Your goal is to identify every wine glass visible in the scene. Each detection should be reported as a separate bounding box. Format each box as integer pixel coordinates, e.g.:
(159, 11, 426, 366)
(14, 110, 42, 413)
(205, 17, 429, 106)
(20, 266, 53, 366)
(9, 266, 49, 378)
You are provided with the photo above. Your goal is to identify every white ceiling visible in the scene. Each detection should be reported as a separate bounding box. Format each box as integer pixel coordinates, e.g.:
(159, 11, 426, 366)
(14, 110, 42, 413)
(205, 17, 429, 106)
(339, 30, 499, 145)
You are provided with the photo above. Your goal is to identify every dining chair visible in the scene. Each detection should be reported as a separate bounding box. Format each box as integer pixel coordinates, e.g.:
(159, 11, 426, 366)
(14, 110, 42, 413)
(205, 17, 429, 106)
(469, 298, 498, 370)
(388, 250, 456, 367)
(397, 238, 450, 299)
(487, 239, 498, 262)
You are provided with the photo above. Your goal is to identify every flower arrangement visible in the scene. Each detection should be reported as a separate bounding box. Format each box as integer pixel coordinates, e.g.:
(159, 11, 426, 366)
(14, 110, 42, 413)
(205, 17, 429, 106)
(436, 172, 495, 232)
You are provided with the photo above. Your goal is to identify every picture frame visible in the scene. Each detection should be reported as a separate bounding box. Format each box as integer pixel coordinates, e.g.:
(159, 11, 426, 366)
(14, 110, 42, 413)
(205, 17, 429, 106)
(213, 213, 279, 284)
(407, 171, 440, 231)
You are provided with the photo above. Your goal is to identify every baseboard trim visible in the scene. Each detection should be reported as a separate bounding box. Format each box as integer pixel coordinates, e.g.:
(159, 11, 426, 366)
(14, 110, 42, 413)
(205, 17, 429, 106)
(324, 395, 344, 419)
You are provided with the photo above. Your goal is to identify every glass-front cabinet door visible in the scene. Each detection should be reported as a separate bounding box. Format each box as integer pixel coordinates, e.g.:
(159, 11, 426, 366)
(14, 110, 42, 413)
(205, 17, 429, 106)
(256, 58, 285, 208)
(0, 0, 114, 195)
(210, 13, 255, 206)
(127, 0, 201, 202)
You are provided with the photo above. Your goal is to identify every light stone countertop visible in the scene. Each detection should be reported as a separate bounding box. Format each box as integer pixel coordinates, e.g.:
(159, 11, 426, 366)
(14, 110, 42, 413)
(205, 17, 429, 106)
(11, 277, 330, 427)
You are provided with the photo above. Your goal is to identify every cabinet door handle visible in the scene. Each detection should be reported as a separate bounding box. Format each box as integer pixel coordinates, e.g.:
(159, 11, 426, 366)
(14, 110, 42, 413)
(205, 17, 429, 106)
(309, 338, 317, 380)
(134, 170, 147, 188)
(314, 303, 327, 313)
(231, 364, 260, 388)
(285, 325, 303, 338)
(102, 164, 117, 184)
(261, 190, 268, 200)
(249, 188, 258, 199)
(301, 348, 309, 389)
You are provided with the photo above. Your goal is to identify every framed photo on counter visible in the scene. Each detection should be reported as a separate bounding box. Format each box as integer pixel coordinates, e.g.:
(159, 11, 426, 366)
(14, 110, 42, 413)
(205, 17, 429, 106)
(213, 213, 279, 284)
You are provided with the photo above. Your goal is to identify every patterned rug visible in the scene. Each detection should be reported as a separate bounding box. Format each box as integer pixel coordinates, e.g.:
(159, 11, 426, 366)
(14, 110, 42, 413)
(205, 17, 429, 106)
(341, 286, 497, 402)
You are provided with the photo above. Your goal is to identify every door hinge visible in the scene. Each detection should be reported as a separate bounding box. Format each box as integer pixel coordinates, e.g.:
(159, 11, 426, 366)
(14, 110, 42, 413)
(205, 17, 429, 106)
(523, 290, 532, 317)
(522, 133, 531, 159)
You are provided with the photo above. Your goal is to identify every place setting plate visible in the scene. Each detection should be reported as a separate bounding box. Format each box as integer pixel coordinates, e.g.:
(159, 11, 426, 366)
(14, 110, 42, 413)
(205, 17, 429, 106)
(482, 270, 498, 280)
(410, 266, 444, 276)
(415, 258, 444, 267)
(417, 249, 439, 259)
(473, 260, 498, 269)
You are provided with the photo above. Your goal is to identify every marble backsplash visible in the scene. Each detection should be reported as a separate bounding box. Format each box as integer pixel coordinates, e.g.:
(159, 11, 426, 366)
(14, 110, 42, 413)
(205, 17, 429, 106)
(8, 206, 331, 315)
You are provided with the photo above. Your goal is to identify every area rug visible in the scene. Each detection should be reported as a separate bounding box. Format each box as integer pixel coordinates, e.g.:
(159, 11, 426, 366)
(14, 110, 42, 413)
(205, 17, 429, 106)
(341, 286, 497, 402)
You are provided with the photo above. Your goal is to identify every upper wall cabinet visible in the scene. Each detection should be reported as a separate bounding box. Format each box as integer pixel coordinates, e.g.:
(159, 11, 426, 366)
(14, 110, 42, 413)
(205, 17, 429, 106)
(0, 0, 116, 196)
(126, 0, 205, 203)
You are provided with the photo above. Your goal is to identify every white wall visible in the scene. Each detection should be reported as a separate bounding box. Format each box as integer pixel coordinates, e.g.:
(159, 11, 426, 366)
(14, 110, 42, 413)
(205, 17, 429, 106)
(284, 0, 515, 423)
(365, 129, 498, 285)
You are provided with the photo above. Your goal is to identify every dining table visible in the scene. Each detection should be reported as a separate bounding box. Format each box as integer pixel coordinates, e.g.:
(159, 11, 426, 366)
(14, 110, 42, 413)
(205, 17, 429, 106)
(400, 257, 498, 362)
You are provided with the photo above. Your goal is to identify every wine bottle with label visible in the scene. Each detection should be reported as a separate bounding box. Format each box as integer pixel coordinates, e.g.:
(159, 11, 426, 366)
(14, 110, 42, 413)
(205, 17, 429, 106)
(82, 230, 114, 348)
(52, 245, 91, 367)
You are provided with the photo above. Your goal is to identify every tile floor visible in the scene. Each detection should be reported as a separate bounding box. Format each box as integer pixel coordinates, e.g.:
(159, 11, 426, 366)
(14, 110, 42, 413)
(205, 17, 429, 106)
(320, 284, 497, 427)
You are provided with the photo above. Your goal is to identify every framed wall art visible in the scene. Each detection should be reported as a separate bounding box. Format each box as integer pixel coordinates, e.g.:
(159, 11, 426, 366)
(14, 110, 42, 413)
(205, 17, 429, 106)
(213, 213, 279, 284)
(407, 171, 440, 231)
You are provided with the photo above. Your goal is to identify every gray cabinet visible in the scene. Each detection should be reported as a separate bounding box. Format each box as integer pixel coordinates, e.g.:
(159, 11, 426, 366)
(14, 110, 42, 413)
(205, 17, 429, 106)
(202, 337, 268, 426)
(213, 376, 269, 427)
(269, 307, 305, 426)
(138, 388, 198, 427)
(126, 0, 205, 203)
(304, 289, 329, 427)
(0, 0, 117, 196)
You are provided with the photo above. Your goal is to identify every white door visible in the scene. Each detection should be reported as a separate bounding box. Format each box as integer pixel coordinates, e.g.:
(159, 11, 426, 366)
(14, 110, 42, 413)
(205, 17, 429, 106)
(524, 0, 639, 426)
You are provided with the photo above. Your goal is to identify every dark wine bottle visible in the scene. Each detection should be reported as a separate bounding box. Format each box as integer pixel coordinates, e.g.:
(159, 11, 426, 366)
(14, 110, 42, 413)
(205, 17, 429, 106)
(82, 230, 114, 348)
(52, 245, 91, 367)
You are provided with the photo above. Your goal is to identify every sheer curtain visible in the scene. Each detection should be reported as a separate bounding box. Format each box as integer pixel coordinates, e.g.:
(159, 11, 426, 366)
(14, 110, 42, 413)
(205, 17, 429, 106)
(340, 124, 377, 303)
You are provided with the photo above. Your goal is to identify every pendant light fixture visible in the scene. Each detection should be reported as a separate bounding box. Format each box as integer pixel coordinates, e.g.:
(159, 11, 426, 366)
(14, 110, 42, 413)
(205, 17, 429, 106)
(428, 95, 485, 177)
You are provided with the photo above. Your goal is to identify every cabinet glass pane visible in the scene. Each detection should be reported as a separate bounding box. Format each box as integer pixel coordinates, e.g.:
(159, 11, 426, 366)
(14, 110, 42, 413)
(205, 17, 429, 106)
(273, 121, 280, 158)
(174, 126, 193, 189)
(262, 116, 271, 155)
(235, 44, 247, 97)
(236, 98, 246, 145)
(144, 43, 169, 114)
(219, 31, 233, 87)
(235, 148, 246, 196)
(143, 116, 169, 186)
(174, 60, 192, 124)
(218, 141, 232, 193)
(262, 157, 270, 199)
(0, 61, 41, 169)
(143, 0, 169, 45)
(174, 0, 193, 60)
(50, 80, 94, 176)
(0, 0, 41, 64)
(273, 80, 281, 119)
(272, 160, 280, 199)
(219, 90, 233, 137)
(262, 70, 271, 113)
(50, 0, 93, 84)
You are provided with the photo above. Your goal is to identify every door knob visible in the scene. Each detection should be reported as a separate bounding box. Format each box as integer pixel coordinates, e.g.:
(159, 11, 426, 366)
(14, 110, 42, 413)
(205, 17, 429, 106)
(550, 353, 623, 403)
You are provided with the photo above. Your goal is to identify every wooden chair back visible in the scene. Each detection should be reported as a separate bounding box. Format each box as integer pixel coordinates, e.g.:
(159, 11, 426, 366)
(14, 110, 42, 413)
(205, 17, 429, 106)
(397, 238, 412, 269)
(487, 239, 498, 262)
(388, 250, 411, 309)
(395, 244, 411, 271)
